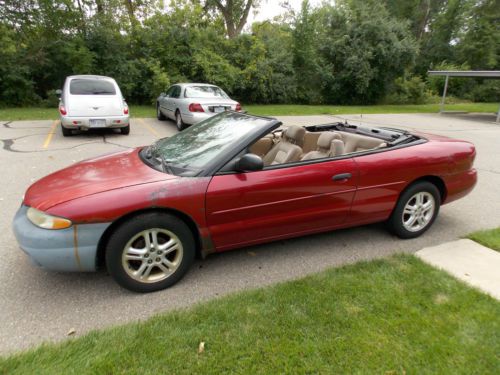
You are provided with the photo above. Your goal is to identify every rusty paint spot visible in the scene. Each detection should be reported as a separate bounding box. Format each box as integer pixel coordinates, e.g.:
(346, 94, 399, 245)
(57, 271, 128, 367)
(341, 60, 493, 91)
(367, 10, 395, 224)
(73, 225, 82, 271)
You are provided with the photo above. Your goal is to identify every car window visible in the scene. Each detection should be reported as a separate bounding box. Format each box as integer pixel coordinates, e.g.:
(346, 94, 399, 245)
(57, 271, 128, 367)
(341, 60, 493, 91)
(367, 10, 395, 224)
(153, 112, 270, 171)
(165, 86, 175, 96)
(69, 79, 116, 95)
(184, 86, 229, 99)
(171, 86, 181, 98)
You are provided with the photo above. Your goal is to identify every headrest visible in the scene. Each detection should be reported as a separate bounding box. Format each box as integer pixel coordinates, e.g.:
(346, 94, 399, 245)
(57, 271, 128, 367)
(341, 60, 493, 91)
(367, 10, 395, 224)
(330, 139, 345, 156)
(317, 132, 338, 149)
(284, 126, 305, 144)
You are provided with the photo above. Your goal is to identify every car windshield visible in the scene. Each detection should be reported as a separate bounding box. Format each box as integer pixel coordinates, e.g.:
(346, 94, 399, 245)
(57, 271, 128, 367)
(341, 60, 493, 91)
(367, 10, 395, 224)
(70, 79, 116, 95)
(184, 86, 229, 99)
(148, 112, 270, 174)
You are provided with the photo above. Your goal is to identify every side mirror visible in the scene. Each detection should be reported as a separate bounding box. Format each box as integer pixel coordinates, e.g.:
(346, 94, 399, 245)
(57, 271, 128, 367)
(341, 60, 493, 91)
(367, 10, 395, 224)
(55, 89, 62, 97)
(236, 153, 263, 172)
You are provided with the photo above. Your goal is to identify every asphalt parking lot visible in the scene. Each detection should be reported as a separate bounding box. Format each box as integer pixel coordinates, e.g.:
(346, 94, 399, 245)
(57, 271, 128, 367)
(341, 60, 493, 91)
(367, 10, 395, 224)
(1, 113, 499, 354)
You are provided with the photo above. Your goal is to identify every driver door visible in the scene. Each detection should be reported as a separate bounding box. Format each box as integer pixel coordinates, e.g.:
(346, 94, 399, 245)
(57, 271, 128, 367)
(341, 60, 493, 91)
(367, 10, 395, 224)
(205, 158, 358, 251)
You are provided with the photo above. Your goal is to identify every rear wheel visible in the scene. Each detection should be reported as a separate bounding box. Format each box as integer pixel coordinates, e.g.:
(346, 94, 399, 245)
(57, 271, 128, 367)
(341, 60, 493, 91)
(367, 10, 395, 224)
(388, 181, 440, 239)
(61, 125, 72, 137)
(175, 110, 187, 131)
(105, 213, 195, 293)
(120, 124, 130, 135)
(157, 104, 166, 121)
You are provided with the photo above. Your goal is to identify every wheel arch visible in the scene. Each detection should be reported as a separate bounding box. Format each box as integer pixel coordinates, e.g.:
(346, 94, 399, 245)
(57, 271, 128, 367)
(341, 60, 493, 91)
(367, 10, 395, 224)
(402, 175, 447, 203)
(95, 207, 203, 269)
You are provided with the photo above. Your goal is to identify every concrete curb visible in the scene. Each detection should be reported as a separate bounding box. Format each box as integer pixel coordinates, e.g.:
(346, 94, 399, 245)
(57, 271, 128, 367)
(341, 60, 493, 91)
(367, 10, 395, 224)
(416, 239, 500, 300)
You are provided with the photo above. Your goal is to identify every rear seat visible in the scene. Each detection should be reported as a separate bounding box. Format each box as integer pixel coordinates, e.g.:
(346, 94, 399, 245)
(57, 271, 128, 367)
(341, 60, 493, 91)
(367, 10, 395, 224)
(339, 132, 386, 153)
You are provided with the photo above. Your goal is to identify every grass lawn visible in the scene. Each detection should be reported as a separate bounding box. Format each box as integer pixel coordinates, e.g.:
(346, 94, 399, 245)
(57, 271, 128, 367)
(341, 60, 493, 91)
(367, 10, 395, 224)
(0, 102, 498, 121)
(468, 227, 500, 251)
(1, 255, 499, 374)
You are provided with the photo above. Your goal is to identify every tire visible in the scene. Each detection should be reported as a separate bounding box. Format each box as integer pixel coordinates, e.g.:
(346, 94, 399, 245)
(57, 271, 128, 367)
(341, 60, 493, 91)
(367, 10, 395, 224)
(120, 124, 130, 135)
(157, 104, 166, 121)
(175, 110, 187, 131)
(61, 125, 72, 137)
(105, 213, 196, 293)
(388, 181, 441, 239)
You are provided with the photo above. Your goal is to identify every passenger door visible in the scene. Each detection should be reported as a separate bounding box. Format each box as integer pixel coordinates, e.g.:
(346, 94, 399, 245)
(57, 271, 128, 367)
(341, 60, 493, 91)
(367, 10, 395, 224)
(205, 159, 358, 251)
(166, 85, 181, 118)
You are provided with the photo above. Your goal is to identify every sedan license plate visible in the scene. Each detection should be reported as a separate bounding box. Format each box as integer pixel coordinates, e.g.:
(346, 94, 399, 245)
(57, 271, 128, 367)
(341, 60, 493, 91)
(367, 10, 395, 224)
(213, 106, 226, 113)
(89, 119, 106, 128)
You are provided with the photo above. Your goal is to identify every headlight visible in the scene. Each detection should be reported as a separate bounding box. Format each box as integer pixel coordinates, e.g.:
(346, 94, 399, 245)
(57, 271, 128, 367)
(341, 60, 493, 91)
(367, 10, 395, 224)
(27, 207, 72, 230)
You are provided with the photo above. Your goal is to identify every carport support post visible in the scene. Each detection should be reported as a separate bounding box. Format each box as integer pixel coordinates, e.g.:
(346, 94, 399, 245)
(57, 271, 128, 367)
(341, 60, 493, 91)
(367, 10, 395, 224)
(440, 75, 449, 113)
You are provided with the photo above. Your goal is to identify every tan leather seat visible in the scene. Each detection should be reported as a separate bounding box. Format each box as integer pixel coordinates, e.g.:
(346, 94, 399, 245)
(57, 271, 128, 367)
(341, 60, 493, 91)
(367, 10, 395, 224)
(301, 132, 341, 160)
(263, 126, 305, 166)
(249, 135, 274, 157)
(330, 139, 345, 156)
(340, 132, 386, 153)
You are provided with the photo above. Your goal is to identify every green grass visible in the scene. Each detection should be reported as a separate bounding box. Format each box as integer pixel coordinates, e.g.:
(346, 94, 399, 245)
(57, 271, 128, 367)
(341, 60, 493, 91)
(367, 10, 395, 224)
(468, 227, 500, 251)
(245, 102, 500, 116)
(0, 102, 498, 121)
(1, 255, 499, 374)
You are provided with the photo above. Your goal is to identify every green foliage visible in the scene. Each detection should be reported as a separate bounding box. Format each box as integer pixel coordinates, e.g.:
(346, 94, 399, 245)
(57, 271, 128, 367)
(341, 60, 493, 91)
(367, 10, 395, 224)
(386, 75, 432, 104)
(0, 0, 497, 106)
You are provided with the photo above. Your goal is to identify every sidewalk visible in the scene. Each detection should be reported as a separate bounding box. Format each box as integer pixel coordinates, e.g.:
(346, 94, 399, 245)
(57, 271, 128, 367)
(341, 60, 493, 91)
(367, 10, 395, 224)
(416, 239, 500, 300)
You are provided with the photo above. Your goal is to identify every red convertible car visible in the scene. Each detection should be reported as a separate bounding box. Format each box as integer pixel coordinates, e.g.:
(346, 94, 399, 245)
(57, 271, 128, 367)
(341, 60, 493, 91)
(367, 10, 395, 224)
(13, 112, 476, 292)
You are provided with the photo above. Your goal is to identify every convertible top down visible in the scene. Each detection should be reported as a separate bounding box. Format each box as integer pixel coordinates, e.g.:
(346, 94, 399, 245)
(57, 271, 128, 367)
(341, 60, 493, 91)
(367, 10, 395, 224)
(13, 112, 477, 292)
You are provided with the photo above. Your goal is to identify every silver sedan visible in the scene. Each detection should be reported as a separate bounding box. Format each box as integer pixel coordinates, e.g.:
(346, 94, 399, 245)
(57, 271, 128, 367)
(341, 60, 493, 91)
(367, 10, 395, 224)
(156, 83, 241, 130)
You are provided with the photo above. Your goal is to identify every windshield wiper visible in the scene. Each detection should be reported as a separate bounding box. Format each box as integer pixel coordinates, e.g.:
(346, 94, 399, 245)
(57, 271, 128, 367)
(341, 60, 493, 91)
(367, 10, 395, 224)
(144, 143, 174, 174)
(155, 153, 174, 175)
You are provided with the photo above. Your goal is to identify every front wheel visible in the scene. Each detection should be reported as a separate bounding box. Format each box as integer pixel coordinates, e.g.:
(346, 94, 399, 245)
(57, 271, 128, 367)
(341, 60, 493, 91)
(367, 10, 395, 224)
(388, 181, 441, 239)
(105, 213, 195, 293)
(157, 104, 166, 121)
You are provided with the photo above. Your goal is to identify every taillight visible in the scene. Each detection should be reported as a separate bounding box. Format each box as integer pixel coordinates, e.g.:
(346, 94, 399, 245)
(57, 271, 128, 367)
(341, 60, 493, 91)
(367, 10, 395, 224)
(235, 103, 242, 111)
(123, 107, 129, 115)
(59, 105, 67, 116)
(188, 103, 204, 112)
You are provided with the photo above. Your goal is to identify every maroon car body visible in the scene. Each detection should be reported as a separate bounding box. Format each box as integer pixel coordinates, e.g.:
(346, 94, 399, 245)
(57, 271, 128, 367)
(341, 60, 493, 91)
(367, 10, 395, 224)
(13, 112, 477, 292)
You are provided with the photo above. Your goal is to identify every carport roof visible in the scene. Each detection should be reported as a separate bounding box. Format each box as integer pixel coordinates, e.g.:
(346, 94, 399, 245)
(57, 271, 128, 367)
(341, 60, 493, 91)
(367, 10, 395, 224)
(428, 70, 500, 78)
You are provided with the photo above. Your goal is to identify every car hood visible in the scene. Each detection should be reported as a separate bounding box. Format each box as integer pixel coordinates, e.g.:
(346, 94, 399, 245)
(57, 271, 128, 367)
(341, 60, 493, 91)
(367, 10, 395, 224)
(24, 148, 174, 211)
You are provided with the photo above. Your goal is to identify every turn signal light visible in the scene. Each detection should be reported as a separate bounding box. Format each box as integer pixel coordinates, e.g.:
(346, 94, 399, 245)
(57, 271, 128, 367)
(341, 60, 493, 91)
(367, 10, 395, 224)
(188, 103, 204, 112)
(236, 103, 242, 111)
(59, 106, 67, 115)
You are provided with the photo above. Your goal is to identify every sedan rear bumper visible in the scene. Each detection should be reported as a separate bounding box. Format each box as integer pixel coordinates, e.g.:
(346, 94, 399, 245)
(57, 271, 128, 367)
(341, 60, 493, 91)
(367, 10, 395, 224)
(61, 115, 129, 129)
(12, 205, 111, 272)
(181, 112, 215, 125)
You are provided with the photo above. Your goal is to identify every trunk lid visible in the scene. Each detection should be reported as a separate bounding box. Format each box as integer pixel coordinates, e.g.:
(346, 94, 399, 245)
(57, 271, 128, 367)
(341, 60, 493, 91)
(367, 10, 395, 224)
(67, 95, 124, 117)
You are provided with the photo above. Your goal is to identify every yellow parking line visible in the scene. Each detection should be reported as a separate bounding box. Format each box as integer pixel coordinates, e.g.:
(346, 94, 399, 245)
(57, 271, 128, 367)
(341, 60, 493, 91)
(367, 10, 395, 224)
(137, 118, 160, 137)
(43, 120, 59, 149)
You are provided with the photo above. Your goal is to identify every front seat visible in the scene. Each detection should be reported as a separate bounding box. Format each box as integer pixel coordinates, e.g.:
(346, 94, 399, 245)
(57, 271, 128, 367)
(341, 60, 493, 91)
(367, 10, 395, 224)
(301, 132, 342, 160)
(263, 126, 305, 166)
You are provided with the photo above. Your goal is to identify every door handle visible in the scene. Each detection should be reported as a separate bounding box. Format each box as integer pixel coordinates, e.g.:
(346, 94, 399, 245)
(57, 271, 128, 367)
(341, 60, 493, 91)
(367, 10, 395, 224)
(332, 173, 352, 181)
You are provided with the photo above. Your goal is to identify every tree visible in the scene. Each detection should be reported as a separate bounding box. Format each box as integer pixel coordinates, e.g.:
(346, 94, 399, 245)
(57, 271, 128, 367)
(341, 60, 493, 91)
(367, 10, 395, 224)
(203, 0, 258, 38)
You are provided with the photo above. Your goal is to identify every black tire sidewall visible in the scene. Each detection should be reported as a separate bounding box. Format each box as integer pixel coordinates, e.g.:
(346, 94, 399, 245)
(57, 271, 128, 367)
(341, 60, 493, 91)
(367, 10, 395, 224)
(157, 104, 165, 120)
(175, 110, 185, 131)
(120, 125, 130, 135)
(389, 181, 441, 239)
(61, 125, 71, 136)
(105, 213, 195, 293)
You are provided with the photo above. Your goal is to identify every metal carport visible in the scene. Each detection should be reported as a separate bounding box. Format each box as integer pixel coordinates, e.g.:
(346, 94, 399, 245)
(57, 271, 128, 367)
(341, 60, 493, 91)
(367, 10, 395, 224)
(427, 70, 500, 123)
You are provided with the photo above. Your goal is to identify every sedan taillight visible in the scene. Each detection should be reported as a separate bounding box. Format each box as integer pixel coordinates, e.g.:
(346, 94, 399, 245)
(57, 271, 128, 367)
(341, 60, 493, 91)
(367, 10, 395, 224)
(236, 103, 242, 111)
(59, 105, 67, 116)
(188, 103, 204, 112)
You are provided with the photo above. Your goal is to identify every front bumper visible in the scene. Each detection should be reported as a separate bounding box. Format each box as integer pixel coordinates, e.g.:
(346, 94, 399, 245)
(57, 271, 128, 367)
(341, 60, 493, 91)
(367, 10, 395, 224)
(61, 115, 129, 129)
(12, 205, 111, 272)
